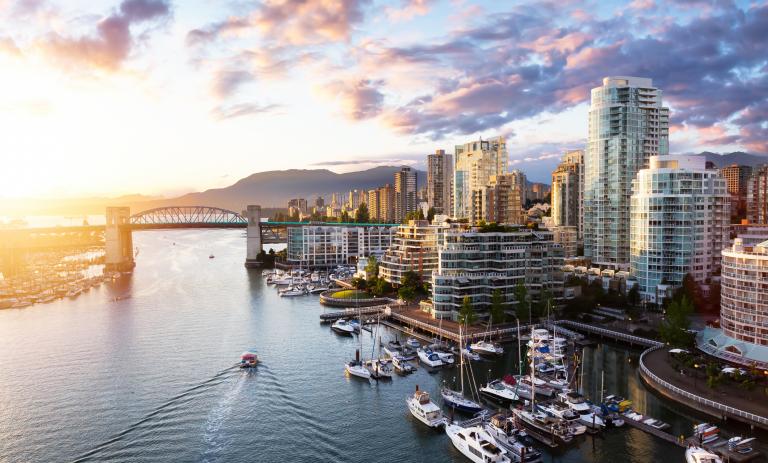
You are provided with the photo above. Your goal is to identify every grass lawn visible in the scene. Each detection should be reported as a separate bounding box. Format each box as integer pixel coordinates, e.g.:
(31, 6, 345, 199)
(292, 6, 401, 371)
(331, 289, 370, 299)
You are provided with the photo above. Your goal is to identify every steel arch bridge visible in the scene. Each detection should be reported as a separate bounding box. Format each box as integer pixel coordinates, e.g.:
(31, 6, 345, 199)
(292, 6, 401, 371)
(129, 206, 247, 229)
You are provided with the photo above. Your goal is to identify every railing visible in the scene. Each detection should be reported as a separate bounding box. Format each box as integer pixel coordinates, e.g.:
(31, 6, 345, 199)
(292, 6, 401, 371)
(554, 320, 662, 347)
(388, 311, 536, 342)
(639, 345, 768, 427)
(318, 303, 404, 321)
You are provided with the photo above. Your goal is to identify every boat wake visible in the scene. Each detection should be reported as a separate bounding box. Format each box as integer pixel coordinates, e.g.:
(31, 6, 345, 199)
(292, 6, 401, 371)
(72, 365, 239, 462)
(201, 373, 247, 462)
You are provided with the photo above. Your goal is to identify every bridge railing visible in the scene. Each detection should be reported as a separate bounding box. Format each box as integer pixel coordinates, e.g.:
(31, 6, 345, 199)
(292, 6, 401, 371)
(554, 320, 662, 347)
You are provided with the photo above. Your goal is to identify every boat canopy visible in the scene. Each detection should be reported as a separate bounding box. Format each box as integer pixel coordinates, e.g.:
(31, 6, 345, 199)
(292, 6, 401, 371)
(241, 351, 258, 360)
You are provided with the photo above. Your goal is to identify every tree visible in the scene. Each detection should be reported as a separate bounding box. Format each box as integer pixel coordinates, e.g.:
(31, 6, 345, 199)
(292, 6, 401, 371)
(355, 203, 370, 223)
(351, 277, 367, 290)
(400, 270, 421, 291)
(513, 283, 530, 322)
(490, 289, 506, 324)
(673, 273, 703, 311)
(534, 289, 554, 319)
(659, 295, 694, 347)
(340, 210, 351, 223)
(627, 285, 640, 308)
(398, 286, 416, 302)
(365, 255, 379, 280)
(458, 296, 476, 325)
(426, 207, 436, 223)
(371, 278, 392, 296)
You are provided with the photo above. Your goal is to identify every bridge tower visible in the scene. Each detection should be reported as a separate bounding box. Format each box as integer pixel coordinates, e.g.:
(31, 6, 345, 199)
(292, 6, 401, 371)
(244, 205, 262, 268)
(105, 207, 135, 271)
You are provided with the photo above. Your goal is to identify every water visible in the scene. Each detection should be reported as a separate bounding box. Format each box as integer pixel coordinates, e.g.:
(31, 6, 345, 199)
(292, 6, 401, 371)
(0, 229, 756, 462)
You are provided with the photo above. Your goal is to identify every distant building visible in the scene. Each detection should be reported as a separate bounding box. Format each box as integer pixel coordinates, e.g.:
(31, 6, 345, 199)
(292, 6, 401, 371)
(720, 164, 751, 221)
(584, 76, 670, 270)
(288, 198, 307, 218)
(427, 149, 453, 216)
(454, 136, 507, 220)
(287, 225, 396, 268)
(552, 226, 579, 258)
(630, 155, 729, 303)
(731, 222, 768, 247)
(697, 238, 768, 369)
(314, 196, 325, 210)
(394, 167, 417, 223)
(472, 173, 526, 225)
(379, 219, 450, 285)
(748, 165, 768, 224)
(430, 228, 564, 319)
(551, 149, 584, 240)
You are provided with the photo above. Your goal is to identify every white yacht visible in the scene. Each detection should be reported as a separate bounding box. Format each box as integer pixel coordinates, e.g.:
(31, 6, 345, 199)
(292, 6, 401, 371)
(462, 348, 481, 361)
(279, 286, 307, 297)
(685, 447, 723, 463)
(538, 403, 586, 435)
(428, 347, 455, 365)
(512, 409, 574, 446)
(406, 387, 446, 428)
(331, 319, 355, 335)
(417, 348, 444, 368)
(484, 414, 543, 462)
(479, 380, 520, 405)
(446, 424, 512, 463)
(392, 355, 416, 374)
(406, 337, 421, 349)
(365, 359, 393, 379)
(557, 391, 604, 429)
(470, 340, 504, 356)
(345, 359, 371, 380)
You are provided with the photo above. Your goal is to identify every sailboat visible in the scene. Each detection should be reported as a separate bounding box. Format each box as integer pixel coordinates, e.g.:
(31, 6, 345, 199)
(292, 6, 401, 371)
(441, 325, 483, 413)
(366, 317, 393, 379)
(345, 308, 371, 380)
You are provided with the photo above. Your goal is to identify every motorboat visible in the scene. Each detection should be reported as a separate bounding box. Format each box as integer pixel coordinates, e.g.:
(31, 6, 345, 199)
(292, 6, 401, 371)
(427, 347, 455, 365)
(531, 328, 550, 343)
(479, 380, 520, 405)
(558, 391, 604, 429)
(471, 340, 504, 356)
(484, 414, 543, 462)
(512, 409, 574, 446)
(331, 318, 355, 335)
(406, 387, 446, 428)
(446, 424, 512, 463)
(643, 418, 670, 431)
(727, 437, 756, 453)
(392, 355, 416, 374)
(692, 424, 720, 444)
(515, 375, 555, 398)
(537, 403, 585, 435)
(279, 286, 307, 297)
(462, 348, 481, 361)
(417, 348, 443, 368)
(501, 375, 534, 401)
(441, 387, 483, 414)
(239, 351, 258, 368)
(406, 337, 421, 349)
(365, 359, 393, 380)
(685, 446, 723, 463)
(603, 395, 633, 413)
(209, 254, 215, 259)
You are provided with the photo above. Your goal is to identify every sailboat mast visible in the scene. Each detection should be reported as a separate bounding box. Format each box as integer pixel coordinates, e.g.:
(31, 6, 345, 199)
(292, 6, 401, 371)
(530, 326, 535, 413)
(459, 325, 465, 394)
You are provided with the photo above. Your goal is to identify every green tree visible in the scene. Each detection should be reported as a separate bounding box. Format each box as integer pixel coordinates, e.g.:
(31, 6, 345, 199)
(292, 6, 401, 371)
(401, 270, 421, 291)
(365, 255, 379, 280)
(371, 278, 392, 296)
(398, 286, 416, 301)
(351, 277, 367, 290)
(340, 210, 351, 223)
(627, 285, 640, 308)
(355, 202, 370, 223)
(534, 288, 554, 319)
(490, 289, 506, 324)
(513, 283, 530, 322)
(659, 295, 694, 347)
(458, 296, 476, 325)
(426, 207, 436, 223)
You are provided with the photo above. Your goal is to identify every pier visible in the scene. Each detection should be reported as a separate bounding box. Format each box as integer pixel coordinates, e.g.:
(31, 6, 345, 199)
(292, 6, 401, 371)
(553, 320, 662, 348)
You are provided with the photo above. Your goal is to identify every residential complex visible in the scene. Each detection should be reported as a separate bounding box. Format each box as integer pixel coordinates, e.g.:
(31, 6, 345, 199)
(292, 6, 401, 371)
(427, 149, 453, 216)
(368, 185, 394, 223)
(584, 76, 670, 270)
(720, 164, 751, 221)
(748, 165, 768, 224)
(379, 219, 450, 285)
(430, 228, 564, 319)
(394, 167, 418, 223)
(287, 225, 396, 268)
(471, 172, 526, 225)
(551, 150, 584, 239)
(698, 238, 768, 369)
(630, 155, 729, 303)
(454, 136, 507, 220)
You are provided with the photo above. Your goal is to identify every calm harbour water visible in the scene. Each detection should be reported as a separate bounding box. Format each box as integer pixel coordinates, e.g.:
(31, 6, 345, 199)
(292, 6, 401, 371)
(0, 229, 754, 462)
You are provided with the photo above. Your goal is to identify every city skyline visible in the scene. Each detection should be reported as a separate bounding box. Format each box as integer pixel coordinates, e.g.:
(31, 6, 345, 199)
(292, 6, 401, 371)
(1, 0, 766, 199)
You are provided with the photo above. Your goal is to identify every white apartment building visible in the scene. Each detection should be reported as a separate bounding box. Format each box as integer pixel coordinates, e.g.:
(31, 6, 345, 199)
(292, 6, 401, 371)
(630, 155, 729, 303)
(454, 136, 507, 220)
(287, 225, 396, 269)
(379, 219, 450, 285)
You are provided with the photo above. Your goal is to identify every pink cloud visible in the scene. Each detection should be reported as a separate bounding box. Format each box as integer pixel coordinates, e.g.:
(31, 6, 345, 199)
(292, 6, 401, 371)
(321, 78, 386, 120)
(386, 0, 434, 22)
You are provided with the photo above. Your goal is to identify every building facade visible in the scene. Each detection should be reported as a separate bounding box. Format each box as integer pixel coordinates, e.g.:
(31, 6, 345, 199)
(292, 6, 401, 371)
(472, 173, 526, 225)
(720, 164, 751, 221)
(551, 149, 584, 239)
(379, 220, 449, 285)
(287, 225, 396, 268)
(584, 76, 670, 270)
(697, 238, 768, 369)
(748, 165, 768, 224)
(629, 155, 729, 303)
(427, 149, 454, 216)
(431, 228, 564, 319)
(394, 167, 418, 223)
(454, 136, 507, 220)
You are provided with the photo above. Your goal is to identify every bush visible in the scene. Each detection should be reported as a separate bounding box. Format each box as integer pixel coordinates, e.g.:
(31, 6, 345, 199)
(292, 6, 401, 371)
(331, 290, 369, 299)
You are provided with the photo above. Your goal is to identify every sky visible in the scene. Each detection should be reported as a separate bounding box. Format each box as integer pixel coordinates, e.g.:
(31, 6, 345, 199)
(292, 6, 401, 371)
(0, 0, 766, 198)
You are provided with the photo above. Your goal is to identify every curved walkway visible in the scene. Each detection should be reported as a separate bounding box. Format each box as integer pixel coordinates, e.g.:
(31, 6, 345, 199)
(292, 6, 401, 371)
(639, 346, 768, 430)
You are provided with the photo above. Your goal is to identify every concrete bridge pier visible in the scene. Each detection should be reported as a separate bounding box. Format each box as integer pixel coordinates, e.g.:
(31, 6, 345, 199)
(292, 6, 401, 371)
(105, 207, 135, 271)
(244, 205, 262, 268)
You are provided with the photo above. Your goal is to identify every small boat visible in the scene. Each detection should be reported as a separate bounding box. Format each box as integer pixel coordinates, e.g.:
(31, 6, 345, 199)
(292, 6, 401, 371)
(513, 409, 574, 446)
(446, 424, 512, 463)
(417, 348, 443, 368)
(345, 350, 371, 380)
(428, 347, 455, 365)
(331, 318, 355, 335)
(538, 403, 585, 435)
(692, 423, 720, 444)
(441, 387, 483, 414)
(462, 348, 481, 361)
(685, 446, 723, 463)
(365, 359, 393, 380)
(239, 351, 259, 368)
(406, 337, 421, 349)
(406, 386, 446, 428)
(604, 395, 633, 413)
(479, 380, 520, 405)
(392, 355, 416, 374)
(471, 340, 504, 356)
(643, 418, 670, 431)
(279, 286, 307, 297)
(484, 414, 543, 462)
(209, 254, 215, 259)
(558, 391, 604, 429)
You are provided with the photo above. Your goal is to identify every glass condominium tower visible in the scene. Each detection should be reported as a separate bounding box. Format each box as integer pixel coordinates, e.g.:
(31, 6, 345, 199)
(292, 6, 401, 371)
(584, 76, 669, 270)
(453, 136, 507, 220)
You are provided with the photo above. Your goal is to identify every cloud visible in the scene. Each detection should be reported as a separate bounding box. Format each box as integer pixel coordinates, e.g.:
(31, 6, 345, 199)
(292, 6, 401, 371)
(322, 78, 385, 120)
(37, 0, 171, 71)
(0, 36, 21, 56)
(386, 0, 435, 21)
(210, 69, 254, 99)
(210, 102, 281, 120)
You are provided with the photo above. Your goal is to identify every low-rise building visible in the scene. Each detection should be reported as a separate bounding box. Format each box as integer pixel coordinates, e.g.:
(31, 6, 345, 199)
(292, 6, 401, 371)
(379, 219, 450, 285)
(287, 225, 396, 269)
